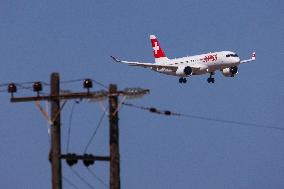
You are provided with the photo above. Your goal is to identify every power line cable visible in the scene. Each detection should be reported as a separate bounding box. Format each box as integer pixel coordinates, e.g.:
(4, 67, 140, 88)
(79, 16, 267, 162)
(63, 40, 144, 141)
(14, 84, 33, 91)
(0, 78, 107, 91)
(66, 100, 80, 153)
(87, 167, 109, 188)
(70, 167, 96, 189)
(66, 100, 107, 188)
(122, 102, 284, 132)
(83, 110, 106, 153)
(60, 78, 108, 89)
(0, 81, 49, 87)
(61, 79, 87, 84)
(91, 79, 108, 89)
(63, 176, 80, 189)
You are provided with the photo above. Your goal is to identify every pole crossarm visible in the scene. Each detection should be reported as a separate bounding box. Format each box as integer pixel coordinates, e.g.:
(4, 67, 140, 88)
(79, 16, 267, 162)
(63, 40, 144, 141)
(10, 89, 150, 103)
(61, 154, 110, 161)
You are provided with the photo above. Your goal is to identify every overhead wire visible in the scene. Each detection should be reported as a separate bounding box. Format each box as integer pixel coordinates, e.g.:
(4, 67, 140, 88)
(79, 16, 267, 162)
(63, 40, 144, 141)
(66, 100, 80, 153)
(91, 79, 108, 89)
(0, 82, 49, 94)
(60, 78, 108, 89)
(70, 168, 96, 189)
(0, 89, 7, 93)
(66, 98, 107, 154)
(0, 77, 107, 93)
(67, 100, 108, 188)
(122, 102, 284, 132)
(60, 79, 85, 84)
(87, 167, 109, 188)
(83, 110, 106, 153)
(14, 84, 33, 91)
(0, 81, 49, 87)
(63, 176, 80, 189)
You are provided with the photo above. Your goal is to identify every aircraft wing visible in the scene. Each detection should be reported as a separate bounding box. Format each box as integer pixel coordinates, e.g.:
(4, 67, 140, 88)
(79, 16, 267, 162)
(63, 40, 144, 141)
(110, 56, 178, 69)
(110, 56, 203, 70)
(240, 52, 256, 64)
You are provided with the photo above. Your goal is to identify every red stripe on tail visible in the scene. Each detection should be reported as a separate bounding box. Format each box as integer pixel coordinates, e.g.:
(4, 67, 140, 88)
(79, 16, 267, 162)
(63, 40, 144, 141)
(150, 35, 166, 58)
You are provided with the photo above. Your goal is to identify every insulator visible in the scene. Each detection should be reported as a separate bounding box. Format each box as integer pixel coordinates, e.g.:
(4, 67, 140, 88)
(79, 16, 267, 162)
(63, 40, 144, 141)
(164, 111, 171, 115)
(83, 154, 94, 167)
(8, 83, 17, 93)
(66, 153, 78, 166)
(83, 79, 93, 89)
(149, 108, 157, 113)
(33, 82, 43, 92)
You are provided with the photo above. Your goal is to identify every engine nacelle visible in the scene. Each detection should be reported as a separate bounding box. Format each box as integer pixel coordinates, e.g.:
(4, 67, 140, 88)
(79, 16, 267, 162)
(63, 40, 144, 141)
(176, 66, 192, 76)
(221, 66, 238, 77)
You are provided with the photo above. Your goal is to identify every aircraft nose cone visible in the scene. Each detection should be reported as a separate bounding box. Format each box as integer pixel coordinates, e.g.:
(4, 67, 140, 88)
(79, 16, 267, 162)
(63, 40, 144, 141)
(236, 57, 241, 63)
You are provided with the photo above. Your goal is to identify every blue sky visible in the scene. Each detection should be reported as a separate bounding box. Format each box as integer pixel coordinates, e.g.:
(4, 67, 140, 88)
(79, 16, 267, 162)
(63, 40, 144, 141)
(0, 0, 283, 188)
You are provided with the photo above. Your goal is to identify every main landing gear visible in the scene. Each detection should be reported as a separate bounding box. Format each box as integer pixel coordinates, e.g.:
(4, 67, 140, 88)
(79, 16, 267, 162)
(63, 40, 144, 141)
(179, 77, 187, 83)
(207, 72, 215, 83)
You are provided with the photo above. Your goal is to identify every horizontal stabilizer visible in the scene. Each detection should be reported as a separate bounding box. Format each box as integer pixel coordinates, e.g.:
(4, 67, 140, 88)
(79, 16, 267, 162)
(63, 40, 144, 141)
(240, 51, 256, 64)
(110, 56, 121, 62)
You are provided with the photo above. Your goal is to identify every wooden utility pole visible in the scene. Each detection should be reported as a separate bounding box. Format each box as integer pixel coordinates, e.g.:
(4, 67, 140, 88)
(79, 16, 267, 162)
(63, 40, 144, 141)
(50, 73, 62, 189)
(10, 73, 149, 189)
(109, 84, 120, 189)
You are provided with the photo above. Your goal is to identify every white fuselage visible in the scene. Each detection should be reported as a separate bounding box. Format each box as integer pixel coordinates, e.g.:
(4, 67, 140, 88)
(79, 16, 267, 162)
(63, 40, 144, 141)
(152, 51, 240, 77)
(111, 34, 255, 84)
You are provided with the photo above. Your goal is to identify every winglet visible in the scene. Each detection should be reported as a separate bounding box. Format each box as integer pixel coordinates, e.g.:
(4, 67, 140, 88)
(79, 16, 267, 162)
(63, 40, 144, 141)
(252, 51, 256, 60)
(110, 56, 121, 62)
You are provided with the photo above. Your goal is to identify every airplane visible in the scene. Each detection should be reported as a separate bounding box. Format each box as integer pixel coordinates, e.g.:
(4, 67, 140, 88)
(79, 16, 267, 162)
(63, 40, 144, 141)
(111, 35, 256, 84)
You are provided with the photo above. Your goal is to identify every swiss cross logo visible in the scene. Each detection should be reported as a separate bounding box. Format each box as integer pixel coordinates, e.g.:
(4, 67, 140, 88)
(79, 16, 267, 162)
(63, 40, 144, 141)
(153, 42, 159, 54)
(150, 37, 166, 58)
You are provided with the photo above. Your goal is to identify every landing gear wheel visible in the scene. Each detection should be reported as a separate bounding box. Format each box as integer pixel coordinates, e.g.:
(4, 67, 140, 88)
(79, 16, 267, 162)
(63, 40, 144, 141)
(179, 77, 187, 83)
(207, 78, 215, 83)
(207, 72, 215, 83)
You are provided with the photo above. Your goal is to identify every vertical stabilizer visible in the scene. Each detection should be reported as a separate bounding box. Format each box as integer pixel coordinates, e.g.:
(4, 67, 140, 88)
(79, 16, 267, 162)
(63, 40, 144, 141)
(150, 35, 169, 63)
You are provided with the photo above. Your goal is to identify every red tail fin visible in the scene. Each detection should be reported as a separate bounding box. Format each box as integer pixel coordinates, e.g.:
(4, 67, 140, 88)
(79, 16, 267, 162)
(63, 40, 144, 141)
(150, 35, 169, 63)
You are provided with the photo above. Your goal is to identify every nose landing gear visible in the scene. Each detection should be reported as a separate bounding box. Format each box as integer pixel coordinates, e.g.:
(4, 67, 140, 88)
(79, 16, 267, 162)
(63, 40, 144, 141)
(207, 72, 215, 83)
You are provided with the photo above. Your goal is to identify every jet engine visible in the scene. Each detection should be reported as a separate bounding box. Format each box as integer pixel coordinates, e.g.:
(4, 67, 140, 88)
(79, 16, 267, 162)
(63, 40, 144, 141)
(176, 66, 192, 76)
(221, 66, 238, 77)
